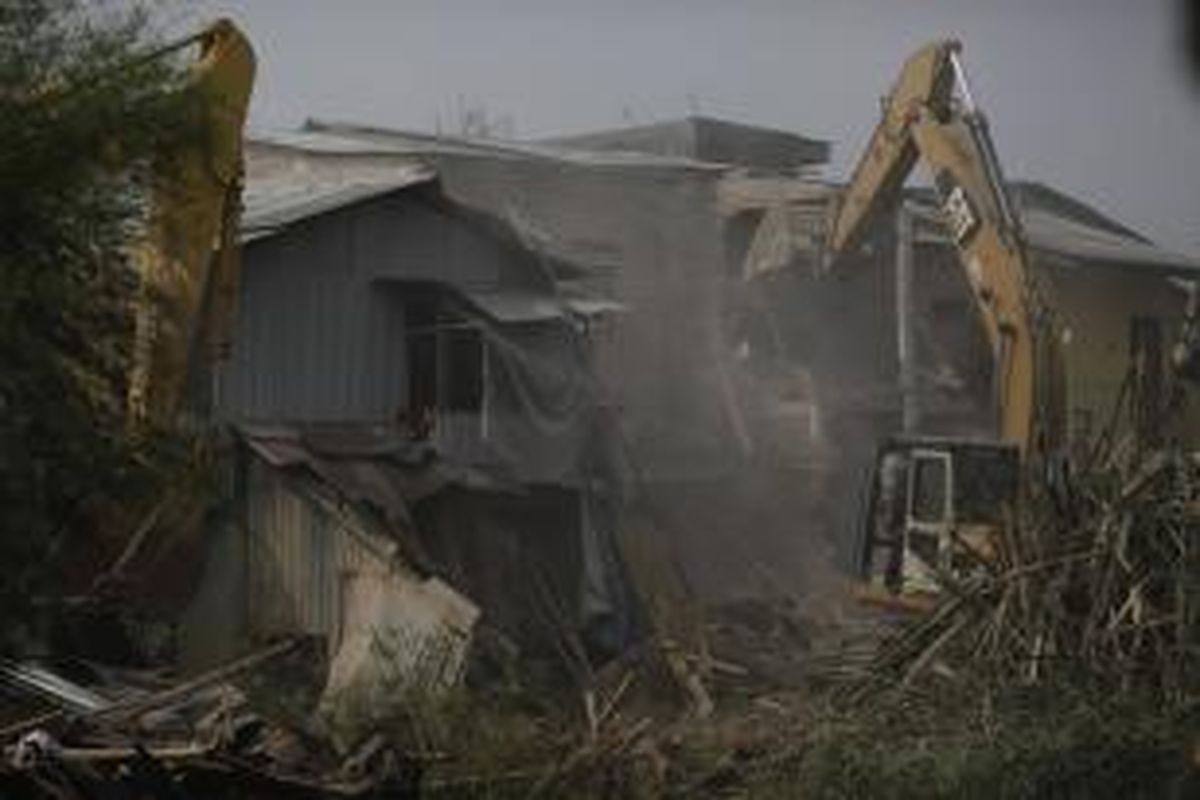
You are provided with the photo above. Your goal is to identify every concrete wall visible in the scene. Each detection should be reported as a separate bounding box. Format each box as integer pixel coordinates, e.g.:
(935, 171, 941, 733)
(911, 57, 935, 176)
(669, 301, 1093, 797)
(544, 116, 830, 172)
(424, 153, 739, 480)
(1047, 262, 1197, 449)
(906, 243, 1197, 451)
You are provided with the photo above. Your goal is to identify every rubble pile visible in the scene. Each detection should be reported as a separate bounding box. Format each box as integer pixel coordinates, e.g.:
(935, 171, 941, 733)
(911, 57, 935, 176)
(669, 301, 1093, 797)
(4, 442, 1194, 797)
(489, 444, 1200, 797)
(0, 639, 422, 798)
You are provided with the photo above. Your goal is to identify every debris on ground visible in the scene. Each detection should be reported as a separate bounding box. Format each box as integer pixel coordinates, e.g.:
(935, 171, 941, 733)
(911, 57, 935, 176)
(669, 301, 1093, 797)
(0, 638, 424, 798)
(851, 443, 1199, 704)
(3, 439, 1195, 797)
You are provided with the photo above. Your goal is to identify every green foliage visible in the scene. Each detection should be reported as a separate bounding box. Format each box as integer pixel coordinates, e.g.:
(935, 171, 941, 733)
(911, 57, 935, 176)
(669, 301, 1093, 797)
(744, 686, 1196, 799)
(0, 0, 201, 628)
(760, 448, 1200, 798)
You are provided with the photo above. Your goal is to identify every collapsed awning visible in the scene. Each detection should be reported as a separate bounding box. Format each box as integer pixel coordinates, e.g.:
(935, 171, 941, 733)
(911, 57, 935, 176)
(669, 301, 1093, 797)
(457, 289, 568, 323)
(458, 288, 628, 323)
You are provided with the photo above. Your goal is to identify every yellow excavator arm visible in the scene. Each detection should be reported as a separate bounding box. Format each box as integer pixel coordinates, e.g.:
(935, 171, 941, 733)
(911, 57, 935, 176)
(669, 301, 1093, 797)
(127, 19, 255, 427)
(828, 40, 1054, 454)
(827, 41, 957, 257)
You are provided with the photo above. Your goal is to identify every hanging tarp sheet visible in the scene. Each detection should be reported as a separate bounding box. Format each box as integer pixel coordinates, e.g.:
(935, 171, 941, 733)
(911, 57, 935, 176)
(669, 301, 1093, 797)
(466, 306, 600, 487)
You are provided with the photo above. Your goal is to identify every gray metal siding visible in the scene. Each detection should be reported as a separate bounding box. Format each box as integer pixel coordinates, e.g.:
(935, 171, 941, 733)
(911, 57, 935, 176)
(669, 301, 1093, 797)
(245, 460, 385, 650)
(240, 457, 479, 695)
(221, 210, 380, 421)
(219, 192, 521, 423)
(351, 193, 508, 292)
(226, 149, 738, 477)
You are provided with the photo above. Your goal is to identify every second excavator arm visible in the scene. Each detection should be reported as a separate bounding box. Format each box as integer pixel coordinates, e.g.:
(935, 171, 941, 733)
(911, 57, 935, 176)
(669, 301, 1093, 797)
(127, 19, 255, 428)
(827, 40, 1055, 454)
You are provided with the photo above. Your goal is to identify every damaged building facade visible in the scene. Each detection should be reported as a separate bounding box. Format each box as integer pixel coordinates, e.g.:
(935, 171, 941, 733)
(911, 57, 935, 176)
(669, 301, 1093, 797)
(179, 111, 1200, 702)
(184, 156, 634, 702)
(731, 174, 1200, 566)
(180, 115, 846, 702)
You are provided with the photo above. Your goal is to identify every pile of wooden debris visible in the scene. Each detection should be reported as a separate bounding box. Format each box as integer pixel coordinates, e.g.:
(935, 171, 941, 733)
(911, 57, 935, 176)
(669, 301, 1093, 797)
(0, 639, 422, 798)
(856, 444, 1199, 703)
(8, 441, 1192, 797)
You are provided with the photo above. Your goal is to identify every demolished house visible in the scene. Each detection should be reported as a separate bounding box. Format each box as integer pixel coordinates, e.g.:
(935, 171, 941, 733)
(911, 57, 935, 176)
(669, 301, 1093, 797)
(172, 117, 860, 720)
(178, 111, 1200, 710)
(728, 174, 1200, 565)
(178, 157, 640, 728)
(231, 118, 848, 611)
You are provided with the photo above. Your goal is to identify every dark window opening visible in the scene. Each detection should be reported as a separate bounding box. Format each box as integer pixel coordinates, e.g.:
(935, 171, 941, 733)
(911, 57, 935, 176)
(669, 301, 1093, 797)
(1070, 407, 1094, 456)
(442, 328, 483, 412)
(910, 456, 949, 524)
(408, 328, 438, 416)
(908, 530, 940, 568)
(1129, 315, 1163, 445)
(403, 288, 486, 427)
(952, 447, 1017, 526)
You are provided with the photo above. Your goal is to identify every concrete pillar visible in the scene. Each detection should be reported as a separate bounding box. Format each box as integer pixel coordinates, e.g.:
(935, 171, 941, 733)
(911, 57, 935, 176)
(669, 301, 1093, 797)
(896, 203, 918, 432)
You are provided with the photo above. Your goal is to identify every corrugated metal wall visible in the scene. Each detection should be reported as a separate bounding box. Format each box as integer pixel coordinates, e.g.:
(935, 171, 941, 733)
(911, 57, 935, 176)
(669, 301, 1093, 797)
(238, 455, 480, 708)
(220, 209, 387, 420)
(245, 459, 392, 650)
(219, 192, 516, 423)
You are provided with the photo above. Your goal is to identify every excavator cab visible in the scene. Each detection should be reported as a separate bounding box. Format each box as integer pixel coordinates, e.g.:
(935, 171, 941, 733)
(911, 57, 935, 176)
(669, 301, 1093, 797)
(856, 436, 1018, 596)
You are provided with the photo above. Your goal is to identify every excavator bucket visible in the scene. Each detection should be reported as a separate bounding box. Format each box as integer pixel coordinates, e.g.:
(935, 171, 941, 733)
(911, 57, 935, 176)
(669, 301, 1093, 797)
(127, 19, 255, 428)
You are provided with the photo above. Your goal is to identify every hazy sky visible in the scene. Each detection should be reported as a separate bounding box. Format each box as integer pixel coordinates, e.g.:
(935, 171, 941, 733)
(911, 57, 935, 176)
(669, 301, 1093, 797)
(182, 0, 1200, 257)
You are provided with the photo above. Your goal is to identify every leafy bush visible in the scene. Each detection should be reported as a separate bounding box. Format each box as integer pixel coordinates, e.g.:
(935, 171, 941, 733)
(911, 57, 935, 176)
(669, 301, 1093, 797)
(747, 686, 1195, 799)
(0, 0, 200, 632)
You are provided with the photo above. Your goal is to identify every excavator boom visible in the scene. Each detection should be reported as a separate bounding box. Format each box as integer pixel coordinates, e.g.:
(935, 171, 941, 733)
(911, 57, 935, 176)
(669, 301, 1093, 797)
(127, 19, 255, 427)
(748, 40, 1071, 597)
(828, 40, 1052, 453)
(827, 40, 958, 258)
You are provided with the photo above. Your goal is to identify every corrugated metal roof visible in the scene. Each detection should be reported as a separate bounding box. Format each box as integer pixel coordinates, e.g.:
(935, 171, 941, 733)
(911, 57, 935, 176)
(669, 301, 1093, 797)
(0, 660, 111, 713)
(1009, 181, 1149, 242)
(241, 164, 437, 241)
(907, 181, 1200, 273)
(733, 177, 1200, 276)
(1021, 207, 1200, 274)
(285, 119, 728, 171)
(541, 115, 831, 171)
(249, 128, 414, 155)
(742, 185, 1200, 279)
(908, 200, 1200, 275)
